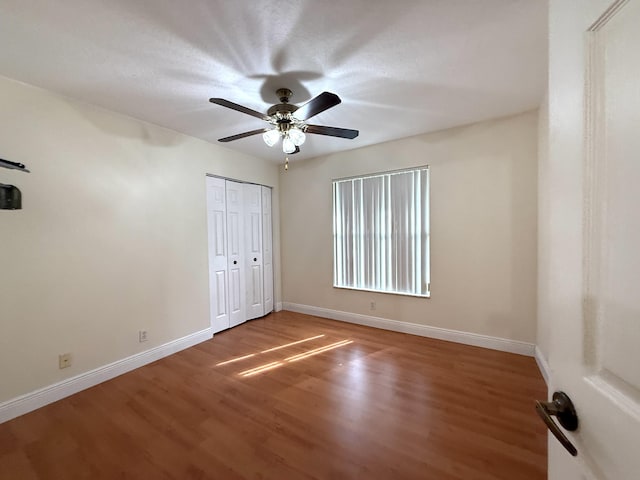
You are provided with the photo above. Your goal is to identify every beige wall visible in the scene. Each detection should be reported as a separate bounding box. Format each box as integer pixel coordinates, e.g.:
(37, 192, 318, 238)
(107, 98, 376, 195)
(280, 111, 538, 343)
(0, 76, 281, 402)
(537, 93, 551, 361)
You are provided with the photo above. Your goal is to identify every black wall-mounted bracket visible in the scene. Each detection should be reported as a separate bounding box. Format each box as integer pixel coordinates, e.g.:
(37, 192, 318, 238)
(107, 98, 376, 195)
(1, 157, 30, 210)
(0, 183, 22, 209)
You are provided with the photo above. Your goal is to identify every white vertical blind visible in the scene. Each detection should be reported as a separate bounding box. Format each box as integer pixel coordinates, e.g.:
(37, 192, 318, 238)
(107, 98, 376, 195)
(333, 167, 430, 297)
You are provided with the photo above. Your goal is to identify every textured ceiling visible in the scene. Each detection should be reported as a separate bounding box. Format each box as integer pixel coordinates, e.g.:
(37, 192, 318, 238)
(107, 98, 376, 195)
(0, 0, 547, 163)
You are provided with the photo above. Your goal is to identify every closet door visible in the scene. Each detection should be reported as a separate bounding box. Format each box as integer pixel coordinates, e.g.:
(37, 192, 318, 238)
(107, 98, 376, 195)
(262, 186, 274, 315)
(205, 177, 229, 333)
(244, 183, 264, 320)
(226, 180, 246, 328)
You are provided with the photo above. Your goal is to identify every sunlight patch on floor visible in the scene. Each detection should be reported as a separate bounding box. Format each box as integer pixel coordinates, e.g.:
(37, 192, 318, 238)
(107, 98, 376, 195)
(215, 334, 326, 367)
(238, 339, 353, 377)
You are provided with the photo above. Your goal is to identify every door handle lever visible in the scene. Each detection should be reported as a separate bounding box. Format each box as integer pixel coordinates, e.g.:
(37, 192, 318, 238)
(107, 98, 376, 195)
(535, 391, 579, 456)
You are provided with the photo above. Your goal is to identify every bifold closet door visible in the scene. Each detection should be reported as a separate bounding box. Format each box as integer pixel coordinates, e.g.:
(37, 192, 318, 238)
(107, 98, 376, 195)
(205, 176, 229, 333)
(226, 180, 246, 328)
(207, 178, 274, 333)
(244, 183, 264, 320)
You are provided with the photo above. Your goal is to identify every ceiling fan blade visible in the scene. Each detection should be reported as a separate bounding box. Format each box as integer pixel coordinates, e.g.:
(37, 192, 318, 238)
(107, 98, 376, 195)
(209, 98, 268, 121)
(292, 146, 300, 154)
(218, 128, 267, 142)
(294, 92, 341, 120)
(305, 124, 359, 139)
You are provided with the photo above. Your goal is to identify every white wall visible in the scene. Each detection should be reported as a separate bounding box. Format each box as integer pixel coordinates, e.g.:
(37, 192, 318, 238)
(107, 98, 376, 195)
(0, 75, 281, 403)
(280, 111, 538, 343)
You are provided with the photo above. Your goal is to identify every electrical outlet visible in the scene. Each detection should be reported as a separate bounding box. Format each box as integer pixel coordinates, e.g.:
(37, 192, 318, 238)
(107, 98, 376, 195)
(139, 330, 148, 343)
(58, 353, 72, 369)
(370, 301, 376, 311)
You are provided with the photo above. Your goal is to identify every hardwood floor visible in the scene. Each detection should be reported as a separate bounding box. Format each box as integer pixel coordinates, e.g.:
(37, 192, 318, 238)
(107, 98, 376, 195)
(0, 311, 547, 479)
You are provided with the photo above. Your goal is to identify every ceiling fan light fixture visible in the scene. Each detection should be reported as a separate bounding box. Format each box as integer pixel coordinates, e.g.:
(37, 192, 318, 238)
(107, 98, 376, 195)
(282, 136, 296, 154)
(288, 127, 306, 146)
(262, 129, 280, 147)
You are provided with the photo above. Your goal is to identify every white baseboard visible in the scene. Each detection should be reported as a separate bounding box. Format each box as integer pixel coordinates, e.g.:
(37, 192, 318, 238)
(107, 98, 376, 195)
(534, 346, 551, 387)
(275, 302, 283, 312)
(0, 327, 213, 424)
(282, 302, 535, 357)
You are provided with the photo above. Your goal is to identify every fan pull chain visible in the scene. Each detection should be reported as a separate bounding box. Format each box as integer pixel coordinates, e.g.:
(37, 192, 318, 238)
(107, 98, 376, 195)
(284, 156, 289, 171)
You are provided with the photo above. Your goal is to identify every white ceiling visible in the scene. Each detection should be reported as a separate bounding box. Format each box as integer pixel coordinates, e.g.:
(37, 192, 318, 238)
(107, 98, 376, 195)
(0, 0, 547, 163)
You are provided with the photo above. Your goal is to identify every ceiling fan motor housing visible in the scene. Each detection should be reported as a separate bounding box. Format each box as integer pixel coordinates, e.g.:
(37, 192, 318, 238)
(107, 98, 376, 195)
(268, 88, 300, 121)
(267, 102, 298, 117)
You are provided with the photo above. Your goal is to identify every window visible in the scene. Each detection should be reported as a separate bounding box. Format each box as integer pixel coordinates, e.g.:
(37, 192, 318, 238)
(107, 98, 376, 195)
(333, 166, 430, 297)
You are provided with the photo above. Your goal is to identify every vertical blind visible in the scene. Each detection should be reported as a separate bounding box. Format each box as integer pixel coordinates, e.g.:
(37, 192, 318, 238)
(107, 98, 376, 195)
(333, 167, 430, 297)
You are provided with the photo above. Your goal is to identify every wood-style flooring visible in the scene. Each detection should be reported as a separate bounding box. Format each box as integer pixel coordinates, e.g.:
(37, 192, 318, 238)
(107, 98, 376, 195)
(0, 311, 547, 479)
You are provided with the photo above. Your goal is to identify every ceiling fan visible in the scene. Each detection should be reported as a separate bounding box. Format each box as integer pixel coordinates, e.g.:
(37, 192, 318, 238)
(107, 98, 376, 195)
(209, 88, 359, 155)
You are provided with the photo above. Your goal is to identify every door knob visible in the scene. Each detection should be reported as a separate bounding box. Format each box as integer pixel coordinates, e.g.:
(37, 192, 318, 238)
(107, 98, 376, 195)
(535, 391, 579, 456)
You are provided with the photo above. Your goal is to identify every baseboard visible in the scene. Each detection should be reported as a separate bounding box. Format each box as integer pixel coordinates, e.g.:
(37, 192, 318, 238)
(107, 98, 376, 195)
(0, 327, 213, 424)
(282, 303, 535, 357)
(534, 346, 551, 386)
(275, 302, 283, 312)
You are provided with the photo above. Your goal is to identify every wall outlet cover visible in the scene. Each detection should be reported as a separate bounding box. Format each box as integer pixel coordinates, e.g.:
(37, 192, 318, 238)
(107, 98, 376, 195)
(58, 353, 72, 369)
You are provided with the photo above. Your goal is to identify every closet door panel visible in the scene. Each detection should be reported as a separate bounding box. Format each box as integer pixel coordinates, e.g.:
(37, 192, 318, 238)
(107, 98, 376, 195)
(244, 184, 264, 320)
(228, 268, 242, 318)
(249, 264, 262, 305)
(206, 177, 229, 333)
(226, 180, 246, 328)
(262, 186, 274, 314)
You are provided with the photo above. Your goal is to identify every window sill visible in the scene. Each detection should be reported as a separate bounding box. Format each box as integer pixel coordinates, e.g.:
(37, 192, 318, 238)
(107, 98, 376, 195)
(333, 285, 431, 299)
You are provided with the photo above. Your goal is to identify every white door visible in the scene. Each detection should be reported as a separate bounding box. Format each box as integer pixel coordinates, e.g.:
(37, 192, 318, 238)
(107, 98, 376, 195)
(226, 180, 246, 328)
(547, 1, 640, 478)
(205, 176, 229, 333)
(244, 183, 264, 320)
(262, 186, 274, 315)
